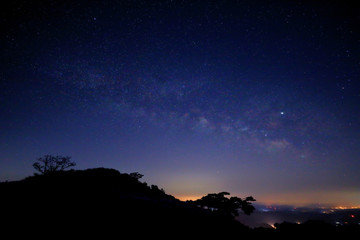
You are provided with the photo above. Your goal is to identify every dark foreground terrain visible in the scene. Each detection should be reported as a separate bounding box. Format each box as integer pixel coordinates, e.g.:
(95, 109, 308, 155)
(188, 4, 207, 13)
(1, 168, 359, 238)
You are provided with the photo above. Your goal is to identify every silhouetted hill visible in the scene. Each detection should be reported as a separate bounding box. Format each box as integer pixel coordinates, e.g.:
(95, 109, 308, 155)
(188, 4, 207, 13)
(0, 168, 248, 238)
(3, 168, 175, 201)
(1, 168, 359, 238)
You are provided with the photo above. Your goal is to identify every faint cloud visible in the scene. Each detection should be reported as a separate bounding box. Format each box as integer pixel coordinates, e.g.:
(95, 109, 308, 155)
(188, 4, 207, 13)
(194, 116, 215, 133)
(220, 124, 232, 133)
(198, 117, 210, 128)
(265, 139, 291, 152)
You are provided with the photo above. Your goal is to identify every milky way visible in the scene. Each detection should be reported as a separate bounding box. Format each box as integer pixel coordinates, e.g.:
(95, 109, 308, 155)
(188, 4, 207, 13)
(1, 0, 359, 206)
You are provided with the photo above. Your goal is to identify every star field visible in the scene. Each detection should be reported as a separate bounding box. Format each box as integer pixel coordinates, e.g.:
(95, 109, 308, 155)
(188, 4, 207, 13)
(1, 0, 359, 206)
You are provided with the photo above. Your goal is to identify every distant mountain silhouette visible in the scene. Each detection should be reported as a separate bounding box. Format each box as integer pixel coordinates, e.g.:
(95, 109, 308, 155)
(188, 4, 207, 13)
(0, 168, 249, 238)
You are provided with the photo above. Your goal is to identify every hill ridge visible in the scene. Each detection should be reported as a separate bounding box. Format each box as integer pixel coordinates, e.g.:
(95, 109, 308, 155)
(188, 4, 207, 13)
(0, 168, 247, 237)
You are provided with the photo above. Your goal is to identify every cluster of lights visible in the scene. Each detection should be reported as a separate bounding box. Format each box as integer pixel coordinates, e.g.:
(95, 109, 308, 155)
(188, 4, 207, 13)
(332, 206, 360, 210)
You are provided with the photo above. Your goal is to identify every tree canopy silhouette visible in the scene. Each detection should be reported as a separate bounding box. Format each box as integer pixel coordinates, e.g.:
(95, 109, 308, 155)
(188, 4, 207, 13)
(192, 192, 256, 216)
(129, 172, 144, 180)
(33, 155, 76, 174)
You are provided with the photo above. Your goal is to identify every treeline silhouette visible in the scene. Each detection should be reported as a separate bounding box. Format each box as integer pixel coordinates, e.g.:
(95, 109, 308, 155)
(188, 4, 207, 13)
(1, 165, 359, 238)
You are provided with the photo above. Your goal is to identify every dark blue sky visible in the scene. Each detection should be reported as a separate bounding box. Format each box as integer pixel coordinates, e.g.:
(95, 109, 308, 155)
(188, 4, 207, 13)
(1, 0, 359, 206)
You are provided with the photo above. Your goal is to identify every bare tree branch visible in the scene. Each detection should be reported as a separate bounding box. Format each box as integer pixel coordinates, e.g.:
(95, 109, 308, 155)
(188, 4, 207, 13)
(33, 155, 76, 175)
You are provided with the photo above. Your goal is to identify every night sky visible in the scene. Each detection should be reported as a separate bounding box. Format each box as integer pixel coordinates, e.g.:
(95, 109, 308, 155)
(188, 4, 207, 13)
(1, 0, 359, 207)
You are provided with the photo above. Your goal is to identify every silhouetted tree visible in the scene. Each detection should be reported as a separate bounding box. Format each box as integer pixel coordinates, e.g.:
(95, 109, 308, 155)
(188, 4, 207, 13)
(194, 192, 256, 216)
(129, 172, 144, 180)
(33, 155, 76, 175)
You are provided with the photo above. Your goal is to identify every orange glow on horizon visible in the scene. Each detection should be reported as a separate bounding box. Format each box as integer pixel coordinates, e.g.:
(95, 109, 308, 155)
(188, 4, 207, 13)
(176, 195, 202, 201)
(174, 190, 360, 209)
(174, 195, 360, 209)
